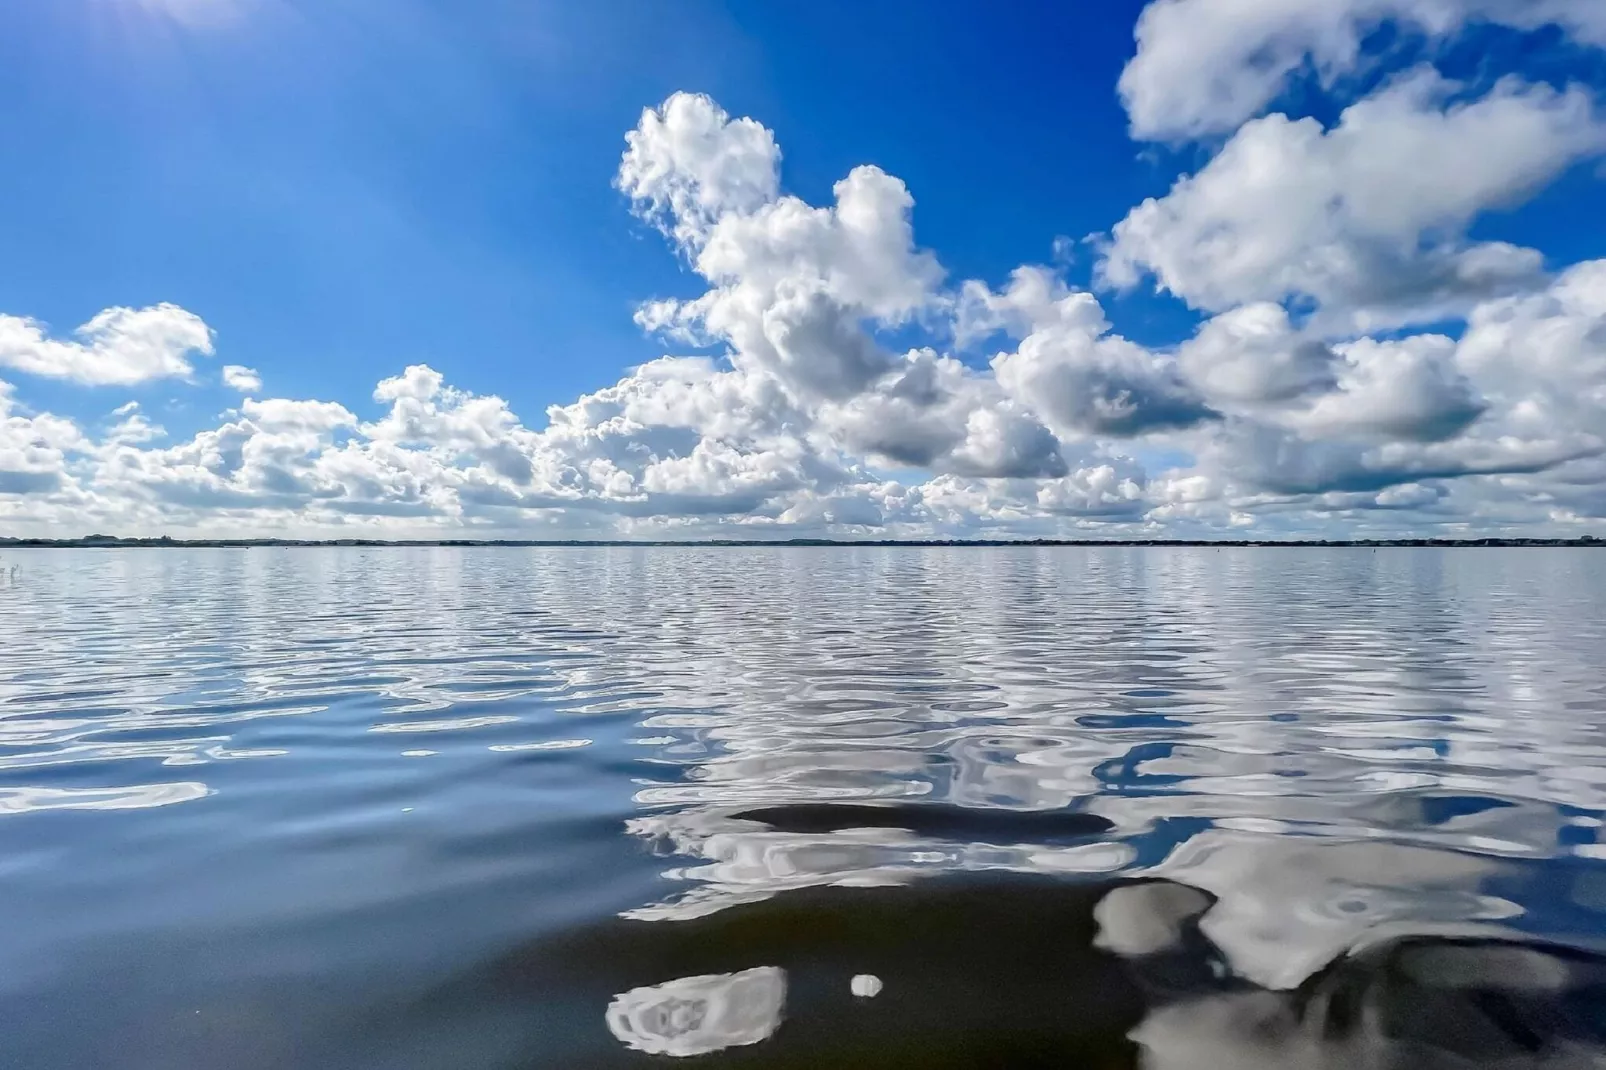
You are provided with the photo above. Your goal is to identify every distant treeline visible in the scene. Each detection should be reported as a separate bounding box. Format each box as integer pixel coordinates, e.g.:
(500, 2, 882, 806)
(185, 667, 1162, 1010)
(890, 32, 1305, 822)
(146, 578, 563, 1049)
(1, 534, 1601, 549)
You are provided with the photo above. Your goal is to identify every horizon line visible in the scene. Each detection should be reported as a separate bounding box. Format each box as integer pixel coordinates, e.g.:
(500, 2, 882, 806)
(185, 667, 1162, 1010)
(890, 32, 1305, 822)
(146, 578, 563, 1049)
(2, 535, 1602, 549)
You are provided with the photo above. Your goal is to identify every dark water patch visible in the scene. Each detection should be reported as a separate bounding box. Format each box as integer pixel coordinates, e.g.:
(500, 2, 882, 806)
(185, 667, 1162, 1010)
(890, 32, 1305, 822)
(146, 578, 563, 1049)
(394, 872, 1606, 1069)
(1420, 793, 1518, 825)
(728, 802, 1115, 842)
(399, 875, 1172, 1068)
(1076, 712, 1193, 730)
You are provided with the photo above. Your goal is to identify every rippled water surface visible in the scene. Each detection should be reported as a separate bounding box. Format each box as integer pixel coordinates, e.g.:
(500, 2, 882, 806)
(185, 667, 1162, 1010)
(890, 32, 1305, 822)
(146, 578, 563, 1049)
(3, 547, 1606, 1067)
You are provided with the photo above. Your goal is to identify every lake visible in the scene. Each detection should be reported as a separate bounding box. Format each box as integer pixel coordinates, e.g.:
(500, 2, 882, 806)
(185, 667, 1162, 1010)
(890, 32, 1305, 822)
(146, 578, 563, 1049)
(2, 546, 1605, 1067)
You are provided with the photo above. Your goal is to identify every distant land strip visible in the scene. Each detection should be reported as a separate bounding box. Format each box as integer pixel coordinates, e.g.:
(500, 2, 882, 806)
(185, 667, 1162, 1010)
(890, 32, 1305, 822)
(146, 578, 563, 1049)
(2, 535, 1602, 549)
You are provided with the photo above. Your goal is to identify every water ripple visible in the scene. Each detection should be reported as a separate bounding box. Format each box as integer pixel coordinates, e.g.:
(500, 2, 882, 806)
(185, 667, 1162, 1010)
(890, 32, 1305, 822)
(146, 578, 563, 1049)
(1, 546, 1604, 1067)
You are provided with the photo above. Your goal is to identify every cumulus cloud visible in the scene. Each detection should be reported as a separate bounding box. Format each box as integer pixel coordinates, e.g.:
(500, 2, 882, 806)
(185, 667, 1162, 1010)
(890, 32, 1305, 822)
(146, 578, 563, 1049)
(241, 397, 357, 434)
(222, 365, 262, 393)
(1458, 259, 1606, 433)
(1103, 69, 1606, 329)
(636, 164, 944, 403)
(105, 402, 167, 445)
(820, 351, 1068, 479)
(1293, 335, 1485, 442)
(980, 268, 1217, 437)
(1177, 303, 1338, 407)
(2, 34, 1605, 540)
(1119, 0, 1606, 141)
(617, 92, 781, 248)
(0, 304, 214, 386)
(0, 379, 83, 497)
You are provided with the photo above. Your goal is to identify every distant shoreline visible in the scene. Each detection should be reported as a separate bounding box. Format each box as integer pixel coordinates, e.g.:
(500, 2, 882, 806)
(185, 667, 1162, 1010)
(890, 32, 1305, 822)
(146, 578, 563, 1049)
(2, 535, 1602, 549)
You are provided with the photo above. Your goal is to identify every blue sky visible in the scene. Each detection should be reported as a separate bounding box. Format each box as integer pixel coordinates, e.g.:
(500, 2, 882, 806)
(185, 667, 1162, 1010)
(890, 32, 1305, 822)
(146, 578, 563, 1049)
(0, 0, 1177, 416)
(2, 0, 1605, 538)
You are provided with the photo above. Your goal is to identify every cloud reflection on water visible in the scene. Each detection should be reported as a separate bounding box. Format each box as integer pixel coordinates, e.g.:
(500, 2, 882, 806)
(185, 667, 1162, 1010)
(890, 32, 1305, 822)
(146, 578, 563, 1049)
(3, 546, 1605, 994)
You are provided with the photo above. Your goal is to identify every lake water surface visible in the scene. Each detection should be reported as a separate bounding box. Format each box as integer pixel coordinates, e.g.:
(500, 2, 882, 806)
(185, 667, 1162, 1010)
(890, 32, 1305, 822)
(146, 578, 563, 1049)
(3, 547, 1606, 1067)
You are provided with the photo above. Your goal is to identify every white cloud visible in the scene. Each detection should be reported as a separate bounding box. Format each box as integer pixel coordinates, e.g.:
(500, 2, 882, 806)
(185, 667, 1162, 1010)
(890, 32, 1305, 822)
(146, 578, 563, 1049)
(1128, 256, 1606, 517)
(819, 350, 1067, 478)
(639, 167, 944, 405)
(1103, 69, 1606, 328)
(1294, 334, 1484, 442)
(1180, 310, 1484, 442)
(2, 73, 1605, 539)
(222, 365, 262, 393)
(1119, 0, 1606, 141)
(617, 92, 782, 248)
(0, 304, 214, 386)
(623, 91, 946, 418)
(0, 379, 83, 496)
(981, 268, 1216, 437)
(1177, 303, 1338, 407)
(1458, 258, 1606, 431)
(106, 411, 167, 445)
(241, 397, 357, 433)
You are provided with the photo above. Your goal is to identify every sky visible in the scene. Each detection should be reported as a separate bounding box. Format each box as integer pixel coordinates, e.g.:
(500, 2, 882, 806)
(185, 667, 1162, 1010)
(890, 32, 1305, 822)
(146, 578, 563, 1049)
(2, 0, 1605, 540)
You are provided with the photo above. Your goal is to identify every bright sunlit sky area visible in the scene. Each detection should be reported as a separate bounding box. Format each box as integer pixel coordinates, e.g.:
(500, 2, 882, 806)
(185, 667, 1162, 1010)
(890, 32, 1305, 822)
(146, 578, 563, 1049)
(2, 0, 1605, 539)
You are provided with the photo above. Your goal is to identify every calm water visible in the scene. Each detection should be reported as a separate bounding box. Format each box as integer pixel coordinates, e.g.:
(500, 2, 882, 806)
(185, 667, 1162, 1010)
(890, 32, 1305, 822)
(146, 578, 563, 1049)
(3, 547, 1606, 1067)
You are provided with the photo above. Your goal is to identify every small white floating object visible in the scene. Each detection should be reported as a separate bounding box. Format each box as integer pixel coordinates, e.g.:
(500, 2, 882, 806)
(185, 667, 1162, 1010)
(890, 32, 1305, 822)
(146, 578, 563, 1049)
(850, 973, 883, 998)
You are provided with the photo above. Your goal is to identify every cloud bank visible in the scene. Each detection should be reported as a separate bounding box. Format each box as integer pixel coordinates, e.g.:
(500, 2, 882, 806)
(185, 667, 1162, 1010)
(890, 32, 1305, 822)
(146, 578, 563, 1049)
(3, 4, 1606, 539)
